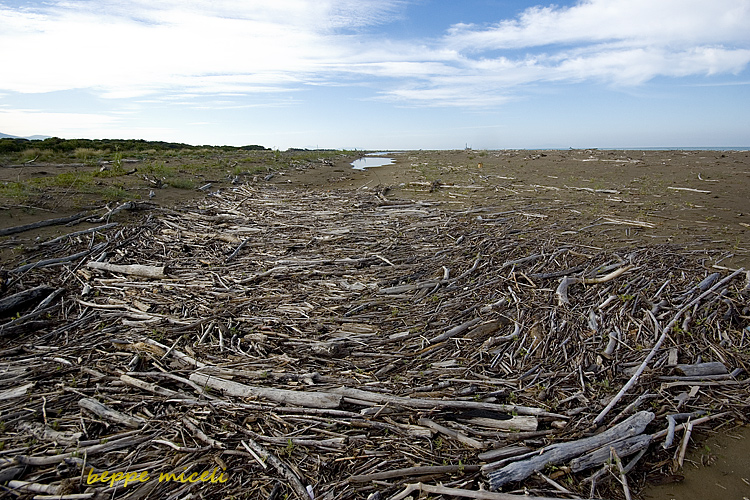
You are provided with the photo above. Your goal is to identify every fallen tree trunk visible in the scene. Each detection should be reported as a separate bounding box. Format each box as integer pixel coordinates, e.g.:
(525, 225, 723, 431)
(86, 261, 166, 279)
(487, 411, 654, 489)
(190, 372, 342, 409)
(0, 212, 86, 237)
(331, 387, 566, 418)
(78, 397, 145, 428)
(0, 286, 55, 318)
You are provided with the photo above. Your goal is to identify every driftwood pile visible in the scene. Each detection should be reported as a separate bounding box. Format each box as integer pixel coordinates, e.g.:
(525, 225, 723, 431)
(1, 184, 748, 500)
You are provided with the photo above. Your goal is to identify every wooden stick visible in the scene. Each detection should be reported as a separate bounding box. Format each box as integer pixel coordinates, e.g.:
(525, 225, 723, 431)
(40, 223, 118, 246)
(418, 417, 485, 449)
(610, 447, 632, 500)
(349, 464, 480, 483)
(0, 212, 86, 236)
(86, 261, 166, 279)
(389, 482, 573, 500)
(223, 421, 309, 500)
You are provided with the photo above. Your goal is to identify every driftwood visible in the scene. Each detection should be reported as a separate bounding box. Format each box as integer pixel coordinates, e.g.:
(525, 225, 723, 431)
(40, 222, 118, 246)
(569, 434, 652, 472)
(675, 361, 728, 376)
(86, 261, 166, 279)
(78, 397, 145, 428)
(10, 241, 108, 274)
(390, 483, 575, 500)
(190, 372, 342, 408)
(487, 411, 654, 489)
(0, 212, 86, 236)
(0, 286, 54, 317)
(1, 179, 748, 500)
(331, 387, 564, 418)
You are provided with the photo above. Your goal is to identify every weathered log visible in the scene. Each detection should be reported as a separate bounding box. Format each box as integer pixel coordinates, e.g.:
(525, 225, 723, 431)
(190, 372, 342, 409)
(86, 261, 166, 279)
(349, 465, 481, 483)
(331, 387, 566, 418)
(10, 242, 107, 274)
(418, 417, 485, 449)
(391, 482, 573, 500)
(0, 286, 55, 318)
(428, 317, 482, 343)
(487, 411, 654, 489)
(675, 362, 728, 376)
(78, 397, 145, 428)
(40, 222, 118, 246)
(0, 212, 86, 237)
(17, 421, 82, 446)
(0, 383, 33, 401)
(569, 433, 652, 472)
(463, 416, 538, 432)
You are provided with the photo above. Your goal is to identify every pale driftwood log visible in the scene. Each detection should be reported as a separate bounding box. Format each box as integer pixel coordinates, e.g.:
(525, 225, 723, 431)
(428, 317, 482, 343)
(675, 362, 728, 376)
(487, 411, 654, 489)
(557, 265, 634, 305)
(569, 434, 652, 472)
(119, 374, 189, 399)
(78, 397, 145, 428)
(667, 186, 711, 193)
(86, 261, 166, 279)
(0, 383, 33, 401)
(6, 480, 61, 495)
(350, 465, 481, 483)
(17, 421, 82, 446)
(190, 372, 342, 409)
(331, 387, 566, 418)
(418, 417, 485, 449)
(390, 482, 572, 500)
(464, 416, 538, 432)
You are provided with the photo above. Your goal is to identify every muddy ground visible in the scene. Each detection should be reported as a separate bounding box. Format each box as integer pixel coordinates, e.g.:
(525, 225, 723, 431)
(3, 149, 749, 270)
(1, 149, 748, 499)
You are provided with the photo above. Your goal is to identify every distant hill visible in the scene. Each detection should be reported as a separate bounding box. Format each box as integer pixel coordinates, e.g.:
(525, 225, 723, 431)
(0, 132, 51, 140)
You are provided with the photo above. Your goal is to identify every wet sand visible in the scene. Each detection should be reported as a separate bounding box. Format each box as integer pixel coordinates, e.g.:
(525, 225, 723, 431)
(278, 149, 750, 268)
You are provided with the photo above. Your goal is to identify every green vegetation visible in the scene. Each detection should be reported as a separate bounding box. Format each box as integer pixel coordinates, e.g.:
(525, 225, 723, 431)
(0, 137, 268, 157)
(0, 137, 357, 208)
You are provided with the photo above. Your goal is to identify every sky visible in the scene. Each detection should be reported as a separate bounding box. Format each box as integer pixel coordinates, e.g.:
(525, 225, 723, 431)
(1, 0, 749, 149)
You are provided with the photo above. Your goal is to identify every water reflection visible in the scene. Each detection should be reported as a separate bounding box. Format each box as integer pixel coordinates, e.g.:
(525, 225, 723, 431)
(350, 157, 394, 170)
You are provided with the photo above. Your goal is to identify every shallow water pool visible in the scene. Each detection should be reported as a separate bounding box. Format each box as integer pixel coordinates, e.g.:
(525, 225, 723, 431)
(350, 157, 394, 170)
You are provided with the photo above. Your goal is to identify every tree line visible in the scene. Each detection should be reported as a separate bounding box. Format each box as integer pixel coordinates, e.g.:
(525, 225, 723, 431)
(0, 137, 268, 154)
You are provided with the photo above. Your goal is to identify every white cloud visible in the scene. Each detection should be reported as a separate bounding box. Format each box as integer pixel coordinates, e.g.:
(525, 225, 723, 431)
(0, 0, 748, 111)
(446, 0, 750, 50)
(390, 0, 750, 105)
(0, 108, 119, 136)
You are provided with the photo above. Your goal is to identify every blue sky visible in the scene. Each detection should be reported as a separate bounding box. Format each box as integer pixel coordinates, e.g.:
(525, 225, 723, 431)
(1, 0, 749, 149)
